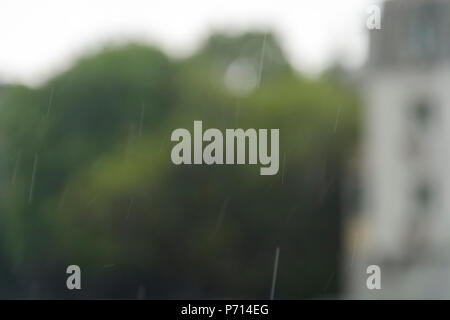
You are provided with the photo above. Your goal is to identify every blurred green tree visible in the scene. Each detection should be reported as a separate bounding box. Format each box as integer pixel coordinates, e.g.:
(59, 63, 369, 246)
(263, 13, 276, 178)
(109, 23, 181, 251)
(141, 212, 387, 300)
(0, 32, 360, 299)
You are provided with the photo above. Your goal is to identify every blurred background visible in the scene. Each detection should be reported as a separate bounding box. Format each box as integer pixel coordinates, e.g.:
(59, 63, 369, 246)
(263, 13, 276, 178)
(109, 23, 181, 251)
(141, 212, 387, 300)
(0, 0, 442, 299)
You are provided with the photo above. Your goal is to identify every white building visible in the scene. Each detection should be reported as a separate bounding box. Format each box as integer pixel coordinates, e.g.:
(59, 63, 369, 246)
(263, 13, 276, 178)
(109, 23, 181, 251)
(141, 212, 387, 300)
(346, 0, 450, 299)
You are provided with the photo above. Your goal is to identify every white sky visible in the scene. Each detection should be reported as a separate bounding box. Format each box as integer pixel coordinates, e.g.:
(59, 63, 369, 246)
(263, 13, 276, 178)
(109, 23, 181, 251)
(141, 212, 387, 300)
(0, 0, 379, 86)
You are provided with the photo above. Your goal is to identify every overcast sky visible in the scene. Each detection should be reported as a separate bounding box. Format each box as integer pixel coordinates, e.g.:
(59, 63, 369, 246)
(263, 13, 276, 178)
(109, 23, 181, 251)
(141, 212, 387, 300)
(0, 0, 380, 86)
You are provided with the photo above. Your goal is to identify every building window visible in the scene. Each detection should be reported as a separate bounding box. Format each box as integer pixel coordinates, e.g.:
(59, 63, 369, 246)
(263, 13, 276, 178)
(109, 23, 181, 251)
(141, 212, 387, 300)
(405, 99, 434, 156)
(412, 99, 433, 129)
(415, 182, 433, 213)
(405, 3, 439, 61)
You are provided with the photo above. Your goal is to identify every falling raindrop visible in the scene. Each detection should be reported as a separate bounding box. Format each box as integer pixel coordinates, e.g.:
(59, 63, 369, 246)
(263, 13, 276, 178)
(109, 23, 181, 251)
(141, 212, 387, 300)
(29, 153, 38, 202)
(334, 105, 342, 133)
(270, 246, 280, 300)
(137, 284, 146, 300)
(139, 102, 145, 137)
(47, 87, 54, 117)
(257, 33, 268, 88)
(126, 197, 135, 220)
(11, 149, 21, 185)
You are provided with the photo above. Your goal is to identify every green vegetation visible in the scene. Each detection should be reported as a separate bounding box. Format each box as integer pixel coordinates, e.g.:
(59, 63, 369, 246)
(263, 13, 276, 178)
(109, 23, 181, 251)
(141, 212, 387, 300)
(0, 32, 360, 298)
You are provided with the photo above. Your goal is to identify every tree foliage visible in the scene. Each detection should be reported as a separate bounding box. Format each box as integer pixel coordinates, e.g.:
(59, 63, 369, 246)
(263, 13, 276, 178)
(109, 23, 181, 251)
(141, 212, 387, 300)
(0, 32, 360, 298)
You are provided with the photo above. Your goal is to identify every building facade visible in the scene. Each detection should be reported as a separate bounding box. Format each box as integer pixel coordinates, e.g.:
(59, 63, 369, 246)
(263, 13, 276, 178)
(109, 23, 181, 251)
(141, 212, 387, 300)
(346, 0, 450, 298)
